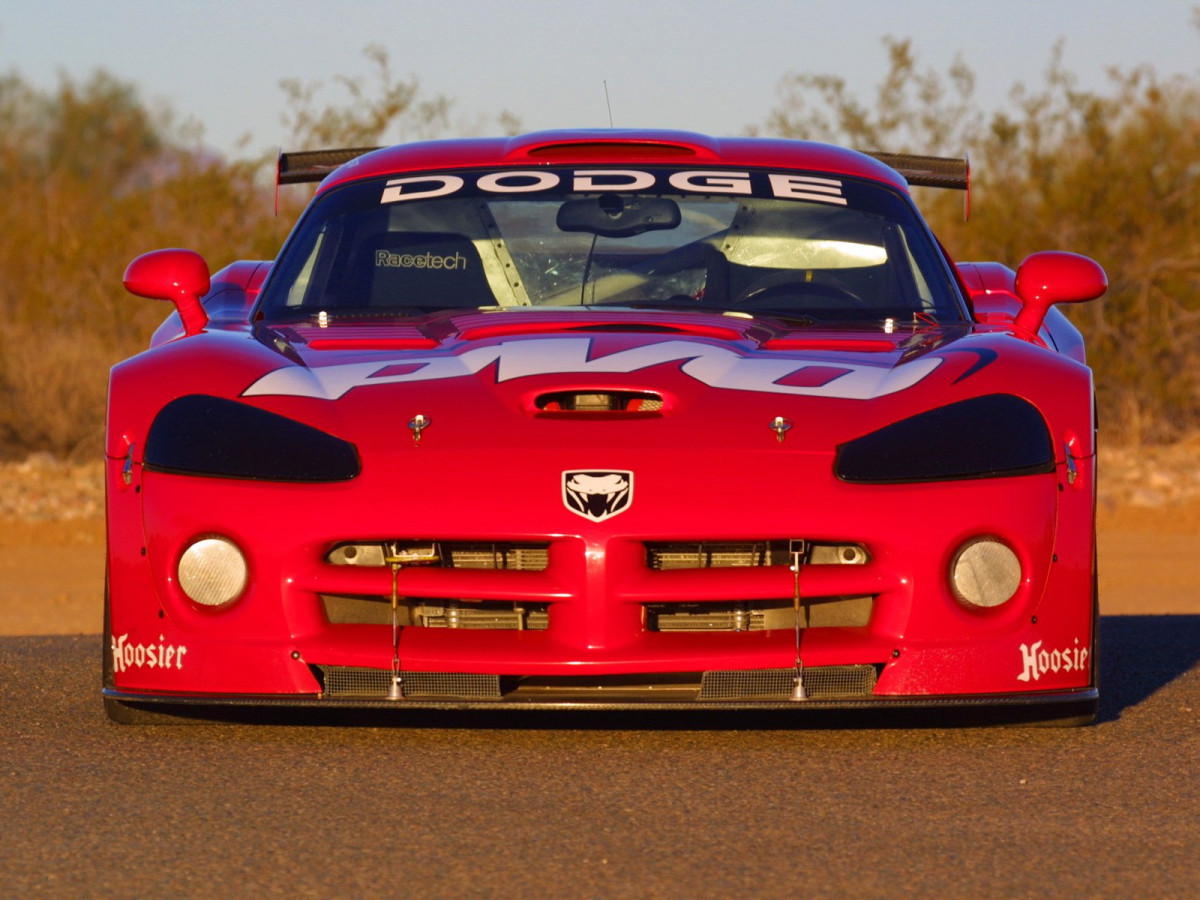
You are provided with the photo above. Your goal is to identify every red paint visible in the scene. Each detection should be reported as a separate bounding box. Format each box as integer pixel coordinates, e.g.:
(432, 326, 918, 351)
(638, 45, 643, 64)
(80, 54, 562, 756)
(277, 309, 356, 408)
(123, 248, 211, 336)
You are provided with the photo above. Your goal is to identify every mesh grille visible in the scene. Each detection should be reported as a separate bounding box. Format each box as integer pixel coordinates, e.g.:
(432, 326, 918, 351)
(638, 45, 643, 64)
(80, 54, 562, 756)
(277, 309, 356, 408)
(698, 665, 877, 700)
(326, 541, 548, 571)
(320, 597, 550, 630)
(318, 666, 503, 699)
(646, 597, 872, 632)
(647, 602, 766, 632)
(647, 542, 788, 570)
(646, 541, 869, 570)
(443, 544, 548, 570)
(419, 603, 548, 630)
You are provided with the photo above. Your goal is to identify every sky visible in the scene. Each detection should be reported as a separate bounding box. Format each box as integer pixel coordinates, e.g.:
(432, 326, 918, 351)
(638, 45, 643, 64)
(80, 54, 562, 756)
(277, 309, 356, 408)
(1, 0, 1198, 160)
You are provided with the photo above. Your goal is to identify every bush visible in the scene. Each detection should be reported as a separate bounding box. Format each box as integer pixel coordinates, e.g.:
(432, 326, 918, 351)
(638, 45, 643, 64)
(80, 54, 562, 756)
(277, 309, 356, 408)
(0, 49, 508, 459)
(0, 325, 114, 458)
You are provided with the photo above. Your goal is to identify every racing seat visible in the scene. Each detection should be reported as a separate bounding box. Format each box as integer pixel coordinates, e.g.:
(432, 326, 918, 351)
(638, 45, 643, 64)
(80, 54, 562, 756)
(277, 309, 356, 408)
(358, 231, 496, 309)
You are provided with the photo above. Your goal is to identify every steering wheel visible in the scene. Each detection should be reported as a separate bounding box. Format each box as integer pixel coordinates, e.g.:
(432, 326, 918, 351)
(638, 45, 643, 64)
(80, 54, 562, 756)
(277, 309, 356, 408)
(733, 271, 867, 308)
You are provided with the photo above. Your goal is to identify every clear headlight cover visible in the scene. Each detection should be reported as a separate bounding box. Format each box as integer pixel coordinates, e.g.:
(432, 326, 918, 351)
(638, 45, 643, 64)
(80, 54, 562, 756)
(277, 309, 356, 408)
(178, 537, 248, 608)
(950, 537, 1021, 608)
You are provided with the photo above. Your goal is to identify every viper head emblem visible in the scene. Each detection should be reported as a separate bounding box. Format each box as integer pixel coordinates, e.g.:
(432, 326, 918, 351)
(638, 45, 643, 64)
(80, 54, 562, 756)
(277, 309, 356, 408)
(563, 471, 633, 522)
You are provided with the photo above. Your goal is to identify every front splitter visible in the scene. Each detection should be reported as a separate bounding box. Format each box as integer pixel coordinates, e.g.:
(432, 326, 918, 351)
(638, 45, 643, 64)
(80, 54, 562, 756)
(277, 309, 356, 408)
(103, 686, 1098, 725)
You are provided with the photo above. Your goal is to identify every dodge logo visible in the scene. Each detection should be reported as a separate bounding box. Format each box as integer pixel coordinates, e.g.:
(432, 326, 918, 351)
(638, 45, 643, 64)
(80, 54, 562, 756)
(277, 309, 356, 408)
(563, 471, 633, 522)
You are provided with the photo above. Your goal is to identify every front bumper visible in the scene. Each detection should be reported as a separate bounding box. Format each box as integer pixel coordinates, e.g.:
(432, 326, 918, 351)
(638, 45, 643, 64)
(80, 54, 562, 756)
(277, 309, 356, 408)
(105, 438, 1096, 709)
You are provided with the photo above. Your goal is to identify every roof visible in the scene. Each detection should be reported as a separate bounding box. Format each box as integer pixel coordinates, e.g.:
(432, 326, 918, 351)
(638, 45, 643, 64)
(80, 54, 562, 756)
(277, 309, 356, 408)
(308, 130, 915, 193)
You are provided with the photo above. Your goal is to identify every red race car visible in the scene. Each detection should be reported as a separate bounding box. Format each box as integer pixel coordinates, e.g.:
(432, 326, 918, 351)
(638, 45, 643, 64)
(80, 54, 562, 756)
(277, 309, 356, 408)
(104, 131, 1106, 724)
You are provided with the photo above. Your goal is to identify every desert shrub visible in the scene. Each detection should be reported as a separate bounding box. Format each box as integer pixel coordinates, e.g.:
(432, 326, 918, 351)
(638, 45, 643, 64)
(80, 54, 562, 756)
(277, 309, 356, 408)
(0, 325, 113, 457)
(0, 48, 517, 459)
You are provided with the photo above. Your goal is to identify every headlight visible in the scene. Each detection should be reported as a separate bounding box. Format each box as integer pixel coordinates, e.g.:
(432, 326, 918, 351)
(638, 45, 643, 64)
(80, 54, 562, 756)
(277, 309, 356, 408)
(950, 537, 1021, 608)
(178, 536, 248, 608)
(145, 395, 360, 482)
(834, 394, 1054, 483)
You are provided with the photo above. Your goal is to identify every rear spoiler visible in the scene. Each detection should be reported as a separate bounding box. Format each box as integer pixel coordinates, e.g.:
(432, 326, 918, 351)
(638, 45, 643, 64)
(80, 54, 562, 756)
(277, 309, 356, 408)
(275, 147, 380, 214)
(864, 152, 969, 191)
(277, 147, 381, 185)
(275, 146, 971, 215)
(866, 151, 971, 219)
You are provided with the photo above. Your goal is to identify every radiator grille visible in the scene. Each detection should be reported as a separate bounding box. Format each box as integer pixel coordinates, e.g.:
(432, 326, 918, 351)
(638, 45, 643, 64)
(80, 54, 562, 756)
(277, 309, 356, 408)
(419, 602, 548, 630)
(646, 541, 869, 570)
(317, 666, 503, 699)
(320, 596, 549, 630)
(647, 597, 872, 631)
(647, 602, 768, 631)
(444, 544, 548, 570)
(698, 665, 878, 700)
(647, 542, 789, 570)
(326, 541, 548, 571)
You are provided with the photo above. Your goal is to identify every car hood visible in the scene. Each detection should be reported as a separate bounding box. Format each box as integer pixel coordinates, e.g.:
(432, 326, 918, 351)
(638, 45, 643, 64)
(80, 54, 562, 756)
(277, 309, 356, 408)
(112, 307, 1089, 465)
(245, 309, 958, 406)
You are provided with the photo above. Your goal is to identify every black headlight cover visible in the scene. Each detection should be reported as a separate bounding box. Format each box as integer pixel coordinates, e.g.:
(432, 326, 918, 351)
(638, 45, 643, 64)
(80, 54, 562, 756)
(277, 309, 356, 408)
(144, 395, 360, 482)
(835, 394, 1055, 484)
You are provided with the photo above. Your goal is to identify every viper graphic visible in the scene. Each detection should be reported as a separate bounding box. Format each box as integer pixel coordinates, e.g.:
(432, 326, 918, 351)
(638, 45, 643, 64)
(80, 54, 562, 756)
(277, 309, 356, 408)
(563, 471, 632, 522)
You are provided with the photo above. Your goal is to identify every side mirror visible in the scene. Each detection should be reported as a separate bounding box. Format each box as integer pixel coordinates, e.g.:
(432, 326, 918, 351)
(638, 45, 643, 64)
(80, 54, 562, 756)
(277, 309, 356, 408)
(1013, 251, 1106, 336)
(123, 249, 212, 336)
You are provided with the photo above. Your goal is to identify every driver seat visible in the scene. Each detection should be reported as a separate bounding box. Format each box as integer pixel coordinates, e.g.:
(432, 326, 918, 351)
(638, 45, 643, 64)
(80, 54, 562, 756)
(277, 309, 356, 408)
(359, 232, 495, 309)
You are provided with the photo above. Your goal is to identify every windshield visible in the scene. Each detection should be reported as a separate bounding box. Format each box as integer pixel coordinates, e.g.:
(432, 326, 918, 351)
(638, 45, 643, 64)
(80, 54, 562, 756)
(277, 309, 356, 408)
(257, 166, 967, 324)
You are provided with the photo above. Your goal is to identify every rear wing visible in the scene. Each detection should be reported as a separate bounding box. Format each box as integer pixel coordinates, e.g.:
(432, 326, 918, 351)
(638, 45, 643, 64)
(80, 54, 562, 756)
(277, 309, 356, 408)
(277, 147, 381, 185)
(275, 145, 971, 215)
(866, 151, 971, 219)
(275, 147, 380, 214)
(864, 152, 969, 191)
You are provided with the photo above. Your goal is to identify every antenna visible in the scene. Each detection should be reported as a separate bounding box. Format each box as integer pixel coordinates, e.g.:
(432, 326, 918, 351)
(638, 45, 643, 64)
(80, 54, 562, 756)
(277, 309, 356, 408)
(603, 81, 614, 128)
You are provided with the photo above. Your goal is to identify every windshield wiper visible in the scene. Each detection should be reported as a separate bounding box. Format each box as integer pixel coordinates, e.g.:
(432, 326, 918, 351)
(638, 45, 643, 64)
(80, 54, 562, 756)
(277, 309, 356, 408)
(741, 310, 822, 327)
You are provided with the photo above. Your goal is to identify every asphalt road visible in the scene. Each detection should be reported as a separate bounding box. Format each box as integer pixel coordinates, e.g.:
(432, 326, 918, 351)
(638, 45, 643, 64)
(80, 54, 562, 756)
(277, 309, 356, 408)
(1, 616, 1197, 899)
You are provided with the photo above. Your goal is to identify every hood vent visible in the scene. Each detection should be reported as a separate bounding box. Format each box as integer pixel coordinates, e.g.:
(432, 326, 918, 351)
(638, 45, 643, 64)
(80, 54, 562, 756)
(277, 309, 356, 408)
(536, 390, 664, 413)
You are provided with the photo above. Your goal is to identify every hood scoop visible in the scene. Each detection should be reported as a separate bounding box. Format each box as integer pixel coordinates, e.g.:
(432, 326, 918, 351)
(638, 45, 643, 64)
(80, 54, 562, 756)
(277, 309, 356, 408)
(535, 389, 665, 415)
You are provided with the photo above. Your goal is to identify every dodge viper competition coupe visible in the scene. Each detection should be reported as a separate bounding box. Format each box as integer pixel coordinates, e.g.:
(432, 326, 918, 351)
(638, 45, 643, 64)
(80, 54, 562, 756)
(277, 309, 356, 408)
(104, 130, 1107, 724)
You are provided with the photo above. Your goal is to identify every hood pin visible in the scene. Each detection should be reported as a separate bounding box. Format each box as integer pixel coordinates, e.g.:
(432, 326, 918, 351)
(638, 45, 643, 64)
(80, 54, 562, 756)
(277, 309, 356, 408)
(770, 416, 793, 443)
(408, 414, 431, 444)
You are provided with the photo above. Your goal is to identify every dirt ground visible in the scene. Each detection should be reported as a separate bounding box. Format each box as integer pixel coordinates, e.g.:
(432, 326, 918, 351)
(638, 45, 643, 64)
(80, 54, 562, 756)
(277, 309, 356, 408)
(2, 496, 1198, 635)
